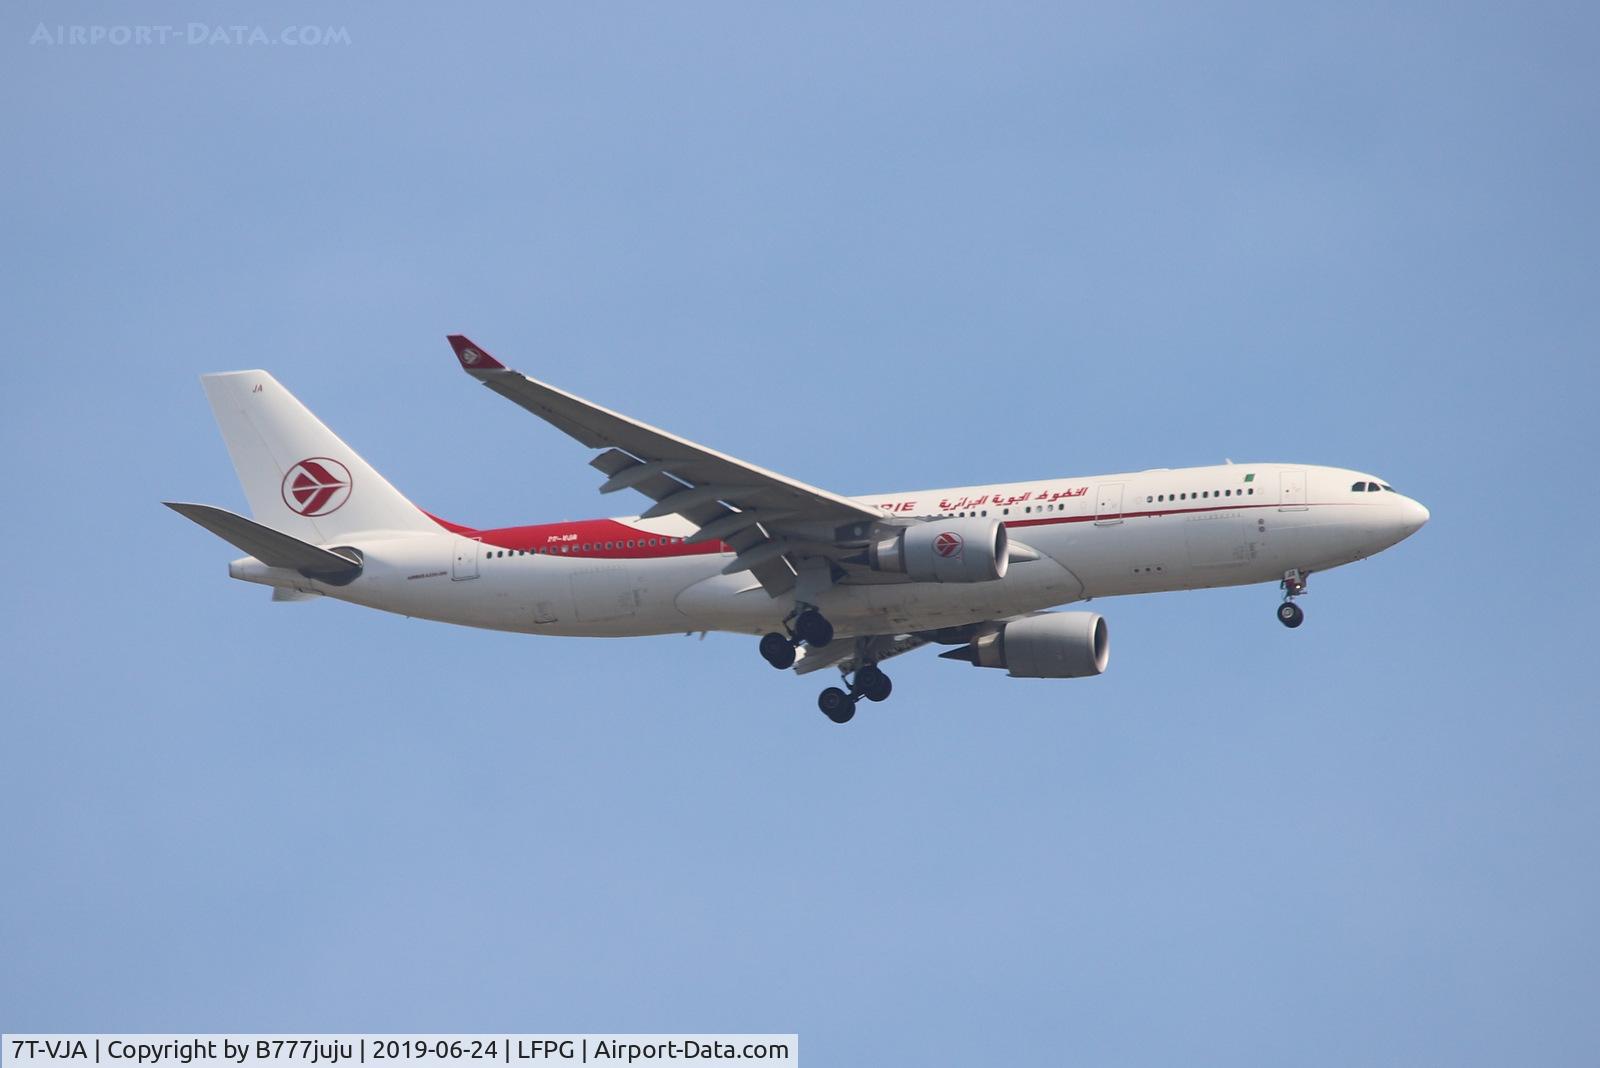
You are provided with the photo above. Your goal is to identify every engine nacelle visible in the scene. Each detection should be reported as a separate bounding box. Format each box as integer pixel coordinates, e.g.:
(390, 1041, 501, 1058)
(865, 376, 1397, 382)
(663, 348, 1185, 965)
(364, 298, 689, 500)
(957, 612, 1109, 678)
(869, 517, 1008, 583)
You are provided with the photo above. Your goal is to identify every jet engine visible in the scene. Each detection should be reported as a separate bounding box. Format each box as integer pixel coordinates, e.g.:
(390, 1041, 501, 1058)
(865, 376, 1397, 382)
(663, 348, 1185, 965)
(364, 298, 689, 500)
(868, 516, 1008, 583)
(941, 612, 1109, 678)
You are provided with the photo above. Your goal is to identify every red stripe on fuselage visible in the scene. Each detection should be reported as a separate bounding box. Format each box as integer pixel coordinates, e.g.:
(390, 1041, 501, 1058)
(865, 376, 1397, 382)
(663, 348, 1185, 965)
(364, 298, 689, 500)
(424, 512, 726, 559)
(421, 500, 1373, 560)
(1005, 500, 1371, 528)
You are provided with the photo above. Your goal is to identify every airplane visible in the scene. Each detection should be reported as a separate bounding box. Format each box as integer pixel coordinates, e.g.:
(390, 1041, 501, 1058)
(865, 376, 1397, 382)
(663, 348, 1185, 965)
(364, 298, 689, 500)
(168, 335, 1430, 723)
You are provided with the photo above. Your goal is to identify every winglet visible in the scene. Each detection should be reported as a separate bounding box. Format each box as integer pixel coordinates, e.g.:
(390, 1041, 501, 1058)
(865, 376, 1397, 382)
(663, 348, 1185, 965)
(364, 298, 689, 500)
(447, 334, 505, 371)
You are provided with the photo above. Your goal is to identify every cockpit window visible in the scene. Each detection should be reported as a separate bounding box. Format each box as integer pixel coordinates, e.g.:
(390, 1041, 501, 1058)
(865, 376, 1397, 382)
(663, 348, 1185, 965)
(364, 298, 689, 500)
(1367, 482, 1381, 492)
(1381, 484, 1395, 492)
(1351, 481, 1367, 492)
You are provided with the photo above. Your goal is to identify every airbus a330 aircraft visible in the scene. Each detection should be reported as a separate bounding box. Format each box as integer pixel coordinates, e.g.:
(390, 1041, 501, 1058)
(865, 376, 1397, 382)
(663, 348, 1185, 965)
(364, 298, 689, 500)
(169, 336, 1429, 722)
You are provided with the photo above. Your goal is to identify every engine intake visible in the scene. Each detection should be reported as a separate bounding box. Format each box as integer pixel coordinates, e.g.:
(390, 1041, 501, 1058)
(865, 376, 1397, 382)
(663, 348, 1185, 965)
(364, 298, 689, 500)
(869, 517, 1008, 583)
(943, 612, 1109, 678)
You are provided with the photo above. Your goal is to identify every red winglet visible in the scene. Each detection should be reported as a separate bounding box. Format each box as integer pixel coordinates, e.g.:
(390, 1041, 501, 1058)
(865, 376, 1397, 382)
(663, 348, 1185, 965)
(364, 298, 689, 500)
(447, 334, 505, 371)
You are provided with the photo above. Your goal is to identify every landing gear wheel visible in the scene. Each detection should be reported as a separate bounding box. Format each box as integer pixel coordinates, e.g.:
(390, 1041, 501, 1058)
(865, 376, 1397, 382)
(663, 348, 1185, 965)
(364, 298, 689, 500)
(759, 631, 797, 669)
(818, 687, 856, 723)
(794, 609, 834, 648)
(1277, 601, 1305, 628)
(856, 666, 892, 703)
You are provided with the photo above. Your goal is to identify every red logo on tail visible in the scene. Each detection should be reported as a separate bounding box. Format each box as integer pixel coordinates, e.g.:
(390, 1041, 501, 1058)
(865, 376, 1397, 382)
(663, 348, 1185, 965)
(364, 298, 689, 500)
(282, 458, 352, 517)
(933, 531, 964, 558)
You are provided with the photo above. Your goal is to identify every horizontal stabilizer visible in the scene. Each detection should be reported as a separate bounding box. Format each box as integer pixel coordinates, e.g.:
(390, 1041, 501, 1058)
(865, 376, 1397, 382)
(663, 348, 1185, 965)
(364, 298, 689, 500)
(165, 502, 362, 580)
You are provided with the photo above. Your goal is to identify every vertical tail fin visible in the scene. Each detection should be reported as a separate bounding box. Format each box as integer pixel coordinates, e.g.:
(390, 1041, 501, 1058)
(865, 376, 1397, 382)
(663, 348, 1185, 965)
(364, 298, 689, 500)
(201, 371, 439, 542)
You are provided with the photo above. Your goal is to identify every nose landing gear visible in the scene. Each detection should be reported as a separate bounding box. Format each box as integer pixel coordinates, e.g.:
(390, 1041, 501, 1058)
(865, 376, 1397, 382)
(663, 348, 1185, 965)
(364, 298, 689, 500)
(817, 662, 892, 723)
(1278, 569, 1308, 628)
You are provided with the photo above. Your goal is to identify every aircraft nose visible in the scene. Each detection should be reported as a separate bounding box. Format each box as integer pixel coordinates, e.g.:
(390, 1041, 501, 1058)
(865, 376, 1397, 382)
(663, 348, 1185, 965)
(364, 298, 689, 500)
(1400, 497, 1430, 537)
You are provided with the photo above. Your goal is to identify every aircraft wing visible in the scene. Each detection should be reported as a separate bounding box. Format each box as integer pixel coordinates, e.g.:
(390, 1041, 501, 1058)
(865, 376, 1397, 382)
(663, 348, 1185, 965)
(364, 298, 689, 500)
(448, 335, 885, 595)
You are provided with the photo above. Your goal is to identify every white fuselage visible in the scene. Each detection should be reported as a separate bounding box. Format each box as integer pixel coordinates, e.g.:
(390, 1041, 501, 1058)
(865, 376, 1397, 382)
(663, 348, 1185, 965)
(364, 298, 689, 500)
(229, 462, 1429, 638)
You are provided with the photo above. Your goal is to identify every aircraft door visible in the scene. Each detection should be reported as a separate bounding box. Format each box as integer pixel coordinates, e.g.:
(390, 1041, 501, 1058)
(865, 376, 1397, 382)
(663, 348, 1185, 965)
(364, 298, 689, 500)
(452, 537, 481, 581)
(1094, 483, 1125, 526)
(1279, 470, 1308, 511)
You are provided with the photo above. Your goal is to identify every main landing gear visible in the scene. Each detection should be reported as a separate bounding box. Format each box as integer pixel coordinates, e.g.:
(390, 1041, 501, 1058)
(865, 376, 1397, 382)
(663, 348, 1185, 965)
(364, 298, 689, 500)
(758, 608, 834, 670)
(756, 611, 892, 724)
(1278, 568, 1308, 629)
(793, 608, 834, 647)
(818, 663, 893, 724)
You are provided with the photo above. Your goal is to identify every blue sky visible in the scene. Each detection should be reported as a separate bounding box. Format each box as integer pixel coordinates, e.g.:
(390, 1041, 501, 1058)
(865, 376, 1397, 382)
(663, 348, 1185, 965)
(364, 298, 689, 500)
(3, 2, 1597, 1064)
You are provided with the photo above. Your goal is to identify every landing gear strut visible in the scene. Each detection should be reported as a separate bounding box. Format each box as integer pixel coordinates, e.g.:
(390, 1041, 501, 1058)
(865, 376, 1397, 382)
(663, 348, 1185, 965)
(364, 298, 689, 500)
(759, 607, 834, 670)
(817, 661, 893, 723)
(1278, 569, 1307, 628)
